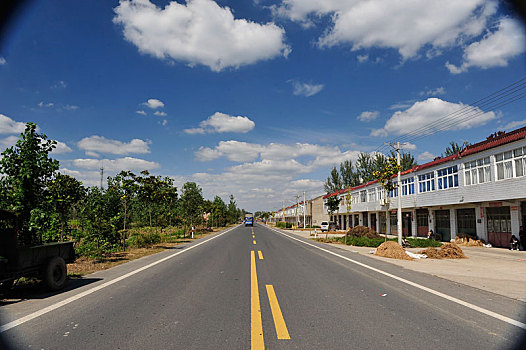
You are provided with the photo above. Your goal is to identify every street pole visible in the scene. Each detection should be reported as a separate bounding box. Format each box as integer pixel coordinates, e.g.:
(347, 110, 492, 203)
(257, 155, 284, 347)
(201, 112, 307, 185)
(397, 141, 402, 245)
(303, 191, 306, 229)
(295, 195, 299, 229)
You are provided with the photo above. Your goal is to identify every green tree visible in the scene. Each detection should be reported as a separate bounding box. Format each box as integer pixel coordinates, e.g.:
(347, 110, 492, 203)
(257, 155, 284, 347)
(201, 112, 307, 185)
(324, 166, 343, 193)
(373, 157, 402, 240)
(47, 174, 85, 241)
(227, 194, 238, 224)
(0, 123, 59, 245)
(179, 182, 204, 235)
(211, 195, 227, 227)
(340, 160, 360, 188)
(389, 150, 418, 171)
(356, 152, 375, 183)
(444, 141, 462, 156)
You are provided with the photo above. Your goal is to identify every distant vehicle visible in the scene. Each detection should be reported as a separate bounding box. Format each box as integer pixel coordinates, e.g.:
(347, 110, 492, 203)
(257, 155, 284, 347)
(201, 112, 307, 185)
(320, 221, 338, 232)
(244, 215, 254, 227)
(0, 210, 75, 291)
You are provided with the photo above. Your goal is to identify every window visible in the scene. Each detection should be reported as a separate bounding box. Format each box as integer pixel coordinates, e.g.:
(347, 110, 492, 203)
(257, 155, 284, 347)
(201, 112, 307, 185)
(389, 182, 398, 198)
(360, 190, 367, 203)
(496, 147, 526, 180)
(437, 165, 458, 190)
(401, 177, 414, 195)
(464, 157, 490, 185)
(418, 172, 435, 193)
(351, 193, 359, 204)
(368, 188, 377, 202)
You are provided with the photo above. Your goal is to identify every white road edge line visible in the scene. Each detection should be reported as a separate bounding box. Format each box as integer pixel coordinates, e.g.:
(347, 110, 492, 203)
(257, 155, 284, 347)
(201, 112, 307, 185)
(268, 227, 526, 330)
(0, 226, 239, 333)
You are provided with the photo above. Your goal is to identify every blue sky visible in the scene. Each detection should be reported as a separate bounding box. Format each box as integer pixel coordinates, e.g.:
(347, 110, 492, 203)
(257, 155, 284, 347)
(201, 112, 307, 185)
(1, 0, 526, 212)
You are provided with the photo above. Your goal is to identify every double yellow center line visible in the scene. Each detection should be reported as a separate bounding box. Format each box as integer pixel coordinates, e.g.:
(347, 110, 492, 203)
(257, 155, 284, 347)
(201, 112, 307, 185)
(251, 249, 290, 350)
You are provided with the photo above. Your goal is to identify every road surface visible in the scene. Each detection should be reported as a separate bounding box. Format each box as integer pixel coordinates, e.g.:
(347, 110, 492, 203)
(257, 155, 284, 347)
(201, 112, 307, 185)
(1, 224, 525, 349)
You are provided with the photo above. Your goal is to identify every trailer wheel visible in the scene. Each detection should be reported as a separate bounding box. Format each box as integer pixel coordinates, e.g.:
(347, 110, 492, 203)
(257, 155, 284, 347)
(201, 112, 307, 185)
(43, 257, 67, 291)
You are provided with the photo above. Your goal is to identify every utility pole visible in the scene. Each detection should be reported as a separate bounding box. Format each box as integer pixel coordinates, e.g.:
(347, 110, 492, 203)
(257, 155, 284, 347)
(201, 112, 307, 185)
(295, 195, 300, 228)
(303, 191, 306, 229)
(100, 166, 104, 189)
(396, 141, 402, 246)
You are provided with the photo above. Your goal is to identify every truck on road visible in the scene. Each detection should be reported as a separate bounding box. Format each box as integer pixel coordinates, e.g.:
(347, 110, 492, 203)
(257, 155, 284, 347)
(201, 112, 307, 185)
(244, 213, 254, 227)
(0, 210, 75, 292)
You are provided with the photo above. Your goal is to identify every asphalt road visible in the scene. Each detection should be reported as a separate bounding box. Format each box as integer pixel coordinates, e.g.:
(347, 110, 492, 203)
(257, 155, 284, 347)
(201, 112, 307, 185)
(1, 224, 525, 349)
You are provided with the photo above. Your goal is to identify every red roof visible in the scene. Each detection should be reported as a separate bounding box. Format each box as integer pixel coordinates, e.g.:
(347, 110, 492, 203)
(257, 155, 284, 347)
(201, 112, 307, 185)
(322, 126, 526, 200)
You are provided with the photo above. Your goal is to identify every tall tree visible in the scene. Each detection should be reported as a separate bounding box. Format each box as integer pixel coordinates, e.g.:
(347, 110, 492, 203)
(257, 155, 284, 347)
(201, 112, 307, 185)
(179, 182, 204, 235)
(227, 194, 238, 224)
(0, 123, 59, 245)
(389, 150, 418, 171)
(356, 152, 376, 183)
(444, 141, 462, 156)
(324, 166, 343, 193)
(340, 160, 360, 188)
(47, 174, 85, 242)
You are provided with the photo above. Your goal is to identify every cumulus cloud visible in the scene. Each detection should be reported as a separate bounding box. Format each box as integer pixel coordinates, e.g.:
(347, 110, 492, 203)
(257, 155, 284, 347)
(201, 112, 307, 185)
(73, 157, 160, 172)
(136, 110, 147, 115)
(113, 0, 290, 72)
(357, 111, 379, 122)
(185, 112, 255, 134)
(143, 98, 164, 109)
(0, 57, 6, 65)
(420, 87, 446, 96)
(290, 80, 324, 97)
(53, 141, 73, 154)
(38, 101, 54, 108)
(154, 111, 167, 117)
(52, 81, 67, 89)
(357, 54, 368, 63)
(371, 98, 497, 137)
(502, 119, 526, 130)
(77, 136, 151, 156)
(446, 18, 526, 74)
(418, 151, 437, 162)
(275, 0, 497, 60)
(0, 114, 27, 134)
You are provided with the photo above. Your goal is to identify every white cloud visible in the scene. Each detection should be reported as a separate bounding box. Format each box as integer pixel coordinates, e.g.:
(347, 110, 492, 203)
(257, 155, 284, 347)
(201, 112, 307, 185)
(401, 142, 417, 150)
(63, 105, 78, 111)
(357, 111, 379, 122)
(0, 114, 27, 134)
(185, 112, 255, 134)
(502, 119, 526, 130)
(154, 111, 167, 117)
(0, 135, 19, 148)
(357, 54, 368, 63)
(52, 141, 73, 154)
(113, 0, 290, 72)
(446, 18, 526, 74)
(73, 157, 160, 172)
(372, 98, 497, 137)
(418, 151, 437, 162)
(52, 81, 67, 89)
(290, 80, 324, 97)
(77, 136, 151, 156)
(136, 110, 147, 115)
(0, 57, 6, 65)
(143, 98, 164, 109)
(276, 0, 497, 60)
(420, 87, 446, 96)
(38, 101, 54, 108)
(60, 168, 100, 187)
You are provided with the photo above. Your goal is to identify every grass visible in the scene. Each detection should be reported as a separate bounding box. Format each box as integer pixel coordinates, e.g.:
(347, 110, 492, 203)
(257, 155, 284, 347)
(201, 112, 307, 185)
(319, 235, 443, 248)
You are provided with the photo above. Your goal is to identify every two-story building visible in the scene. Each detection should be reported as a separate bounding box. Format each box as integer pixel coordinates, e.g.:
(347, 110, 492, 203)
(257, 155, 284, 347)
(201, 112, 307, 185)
(323, 127, 526, 247)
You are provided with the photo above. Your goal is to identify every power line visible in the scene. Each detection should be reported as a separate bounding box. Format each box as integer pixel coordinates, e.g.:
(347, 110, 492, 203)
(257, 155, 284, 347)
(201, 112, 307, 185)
(374, 76, 526, 154)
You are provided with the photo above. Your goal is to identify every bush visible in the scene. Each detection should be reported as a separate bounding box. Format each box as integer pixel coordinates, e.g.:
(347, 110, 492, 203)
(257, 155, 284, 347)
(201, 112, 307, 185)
(127, 233, 161, 248)
(406, 238, 442, 248)
(276, 222, 292, 229)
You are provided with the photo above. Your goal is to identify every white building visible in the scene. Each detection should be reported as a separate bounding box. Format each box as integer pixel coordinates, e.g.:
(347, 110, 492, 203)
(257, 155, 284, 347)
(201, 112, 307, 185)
(323, 127, 526, 247)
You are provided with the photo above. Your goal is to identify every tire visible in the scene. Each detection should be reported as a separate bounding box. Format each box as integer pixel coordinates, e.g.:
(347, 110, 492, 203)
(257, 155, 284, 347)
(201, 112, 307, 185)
(43, 257, 67, 291)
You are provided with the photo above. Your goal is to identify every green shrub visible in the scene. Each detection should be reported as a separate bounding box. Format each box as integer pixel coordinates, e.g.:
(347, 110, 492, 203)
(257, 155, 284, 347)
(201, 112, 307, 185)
(406, 238, 442, 247)
(127, 233, 161, 248)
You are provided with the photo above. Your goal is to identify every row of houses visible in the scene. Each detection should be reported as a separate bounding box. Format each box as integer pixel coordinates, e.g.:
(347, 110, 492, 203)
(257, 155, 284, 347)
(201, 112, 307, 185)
(271, 126, 526, 248)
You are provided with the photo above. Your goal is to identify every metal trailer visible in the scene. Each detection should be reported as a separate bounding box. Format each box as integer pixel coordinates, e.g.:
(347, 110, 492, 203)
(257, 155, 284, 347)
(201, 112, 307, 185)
(0, 210, 75, 291)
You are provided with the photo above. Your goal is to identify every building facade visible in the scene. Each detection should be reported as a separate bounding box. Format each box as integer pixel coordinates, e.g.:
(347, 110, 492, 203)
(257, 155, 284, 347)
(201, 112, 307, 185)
(323, 127, 526, 247)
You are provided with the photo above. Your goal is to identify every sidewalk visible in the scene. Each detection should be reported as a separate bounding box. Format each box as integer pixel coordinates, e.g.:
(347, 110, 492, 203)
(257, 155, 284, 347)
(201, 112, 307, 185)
(283, 228, 526, 303)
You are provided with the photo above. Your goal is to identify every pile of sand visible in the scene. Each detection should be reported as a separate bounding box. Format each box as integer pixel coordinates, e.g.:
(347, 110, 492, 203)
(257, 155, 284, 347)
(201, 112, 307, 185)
(454, 234, 484, 247)
(375, 241, 413, 260)
(346, 225, 381, 239)
(419, 242, 466, 259)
